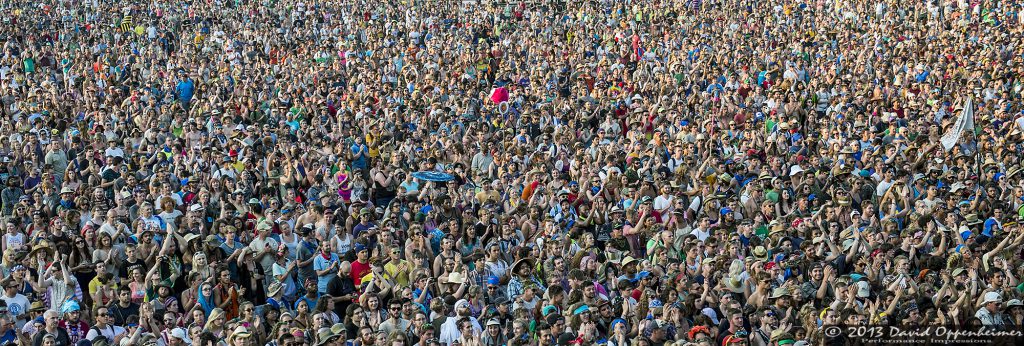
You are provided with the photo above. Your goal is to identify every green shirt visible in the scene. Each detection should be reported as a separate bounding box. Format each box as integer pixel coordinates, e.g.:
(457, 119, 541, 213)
(23, 58, 35, 73)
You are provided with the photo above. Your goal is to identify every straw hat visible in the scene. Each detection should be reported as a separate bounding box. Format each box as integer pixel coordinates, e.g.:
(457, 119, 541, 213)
(228, 326, 252, 344)
(620, 256, 638, 268)
(835, 195, 851, 206)
(183, 233, 201, 244)
(315, 328, 341, 346)
(28, 240, 54, 258)
(723, 276, 744, 293)
(1007, 165, 1022, 179)
(964, 214, 983, 225)
(511, 258, 535, 274)
(447, 271, 468, 284)
(768, 221, 786, 236)
(751, 246, 769, 261)
(267, 282, 283, 297)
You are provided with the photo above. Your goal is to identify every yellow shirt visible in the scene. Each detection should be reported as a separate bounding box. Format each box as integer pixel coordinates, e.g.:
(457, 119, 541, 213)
(383, 260, 410, 287)
(89, 278, 117, 297)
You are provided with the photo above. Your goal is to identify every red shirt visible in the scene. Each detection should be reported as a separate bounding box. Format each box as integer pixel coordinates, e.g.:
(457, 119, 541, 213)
(351, 259, 371, 286)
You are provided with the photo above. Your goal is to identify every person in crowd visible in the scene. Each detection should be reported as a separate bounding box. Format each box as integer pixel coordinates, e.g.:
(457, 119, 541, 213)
(3, 0, 1024, 345)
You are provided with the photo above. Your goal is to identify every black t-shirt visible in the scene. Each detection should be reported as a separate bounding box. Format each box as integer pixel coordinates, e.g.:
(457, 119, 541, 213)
(326, 275, 356, 317)
(109, 302, 139, 326)
(119, 258, 145, 280)
(32, 328, 71, 346)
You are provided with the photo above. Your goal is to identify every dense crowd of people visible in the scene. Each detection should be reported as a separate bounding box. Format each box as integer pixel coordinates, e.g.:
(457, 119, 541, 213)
(2, 0, 1024, 345)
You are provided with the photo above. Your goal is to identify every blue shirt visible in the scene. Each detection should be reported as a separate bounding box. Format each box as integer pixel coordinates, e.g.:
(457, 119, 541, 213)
(983, 218, 1001, 237)
(313, 253, 340, 293)
(350, 143, 368, 169)
(176, 79, 195, 103)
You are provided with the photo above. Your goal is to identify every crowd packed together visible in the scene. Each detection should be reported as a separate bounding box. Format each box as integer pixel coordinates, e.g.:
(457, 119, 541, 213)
(2, 0, 1024, 345)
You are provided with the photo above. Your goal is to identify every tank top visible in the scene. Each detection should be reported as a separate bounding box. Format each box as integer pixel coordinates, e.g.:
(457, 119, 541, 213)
(280, 233, 300, 260)
(374, 171, 397, 200)
(334, 234, 353, 256)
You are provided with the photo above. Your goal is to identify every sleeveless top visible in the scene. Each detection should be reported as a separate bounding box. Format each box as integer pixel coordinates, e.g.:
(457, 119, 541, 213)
(280, 233, 300, 260)
(374, 170, 397, 200)
(216, 284, 240, 320)
(333, 233, 353, 256)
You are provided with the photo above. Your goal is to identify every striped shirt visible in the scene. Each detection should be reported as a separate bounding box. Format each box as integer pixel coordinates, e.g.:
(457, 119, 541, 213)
(120, 15, 133, 32)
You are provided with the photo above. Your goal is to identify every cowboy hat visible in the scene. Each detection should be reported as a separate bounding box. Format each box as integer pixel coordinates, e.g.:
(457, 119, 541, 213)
(28, 241, 54, 258)
(447, 271, 468, 284)
(751, 246, 769, 261)
(204, 235, 222, 248)
(315, 328, 341, 346)
(768, 221, 786, 236)
(267, 282, 283, 297)
(183, 233, 201, 244)
(723, 276, 744, 293)
(229, 326, 252, 344)
(835, 195, 851, 206)
(511, 258, 535, 273)
(620, 256, 638, 268)
(1007, 165, 1023, 179)
(964, 214, 983, 226)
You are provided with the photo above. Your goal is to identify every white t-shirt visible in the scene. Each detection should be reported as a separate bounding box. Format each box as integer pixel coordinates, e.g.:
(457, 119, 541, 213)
(85, 324, 127, 342)
(653, 195, 673, 212)
(689, 228, 710, 242)
(0, 293, 29, 325)
(104, 147, 125, 158)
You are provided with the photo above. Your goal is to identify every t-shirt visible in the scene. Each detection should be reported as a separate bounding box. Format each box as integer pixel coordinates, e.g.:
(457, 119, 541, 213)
(0, 293, 29, 326)
(351, 260, 371, 286)
(32, 328, 71, 346)
(326, 275, 356, 317)
(108, 302, 139, 326)
(296, 240, 318, 281)
(313, 253, 340, 293)
(249, 237, 280, 272)
(85, 324, 126, 342)
(119, 258, 145, 280)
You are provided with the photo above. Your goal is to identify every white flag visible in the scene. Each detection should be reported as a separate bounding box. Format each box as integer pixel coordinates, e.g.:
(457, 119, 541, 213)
(941, 98, 974, 151)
